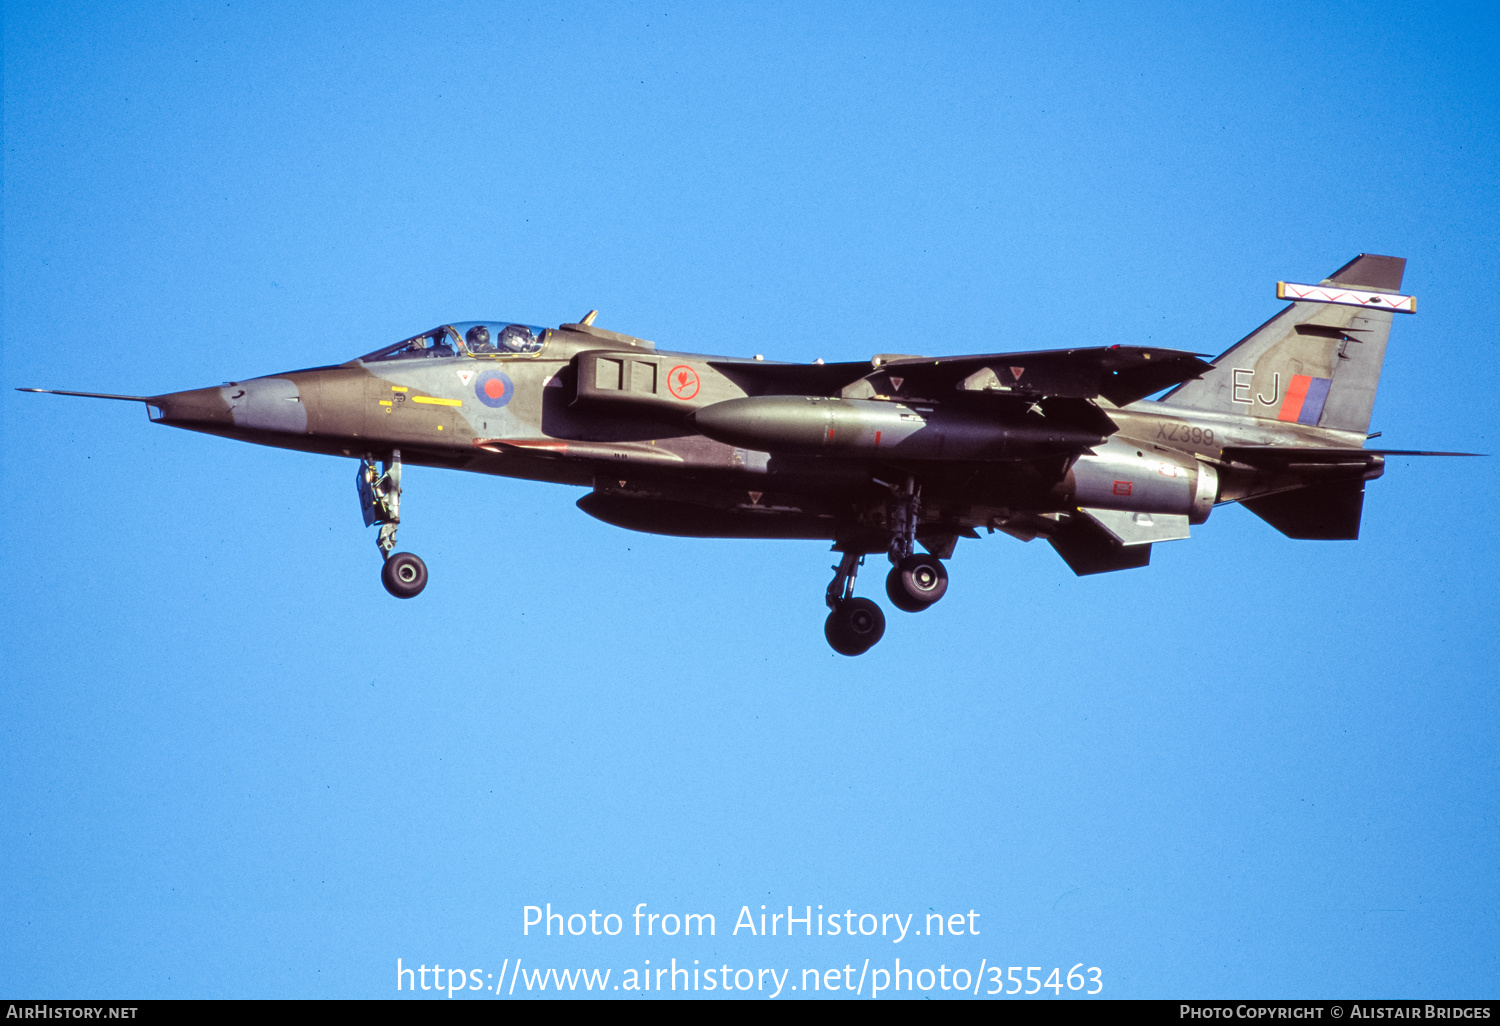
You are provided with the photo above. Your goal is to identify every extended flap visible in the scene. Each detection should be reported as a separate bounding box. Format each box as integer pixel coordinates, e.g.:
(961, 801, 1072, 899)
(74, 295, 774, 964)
(1078, 508, 1191, 546)
(1046, 514, 1154, 576)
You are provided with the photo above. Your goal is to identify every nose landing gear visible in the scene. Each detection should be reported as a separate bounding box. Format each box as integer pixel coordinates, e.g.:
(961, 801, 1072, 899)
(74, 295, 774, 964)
(824, 550, 886, 656)
(381, 551, 428, 598)
(359, 449, 428, 599)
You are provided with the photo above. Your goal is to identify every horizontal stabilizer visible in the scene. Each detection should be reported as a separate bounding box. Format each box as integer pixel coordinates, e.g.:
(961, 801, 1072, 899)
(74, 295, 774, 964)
(1220, 446, 1481, 476)
(1241, 479, 1365, 540)
(1355, 449, 1482, 457)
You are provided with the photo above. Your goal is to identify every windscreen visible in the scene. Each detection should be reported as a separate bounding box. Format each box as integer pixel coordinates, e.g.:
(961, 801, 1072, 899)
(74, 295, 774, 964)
(360, 328, 457, 363)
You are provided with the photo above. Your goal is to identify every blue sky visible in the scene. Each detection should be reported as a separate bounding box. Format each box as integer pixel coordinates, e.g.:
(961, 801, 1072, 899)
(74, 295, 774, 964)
(3, 1, 1497, 999)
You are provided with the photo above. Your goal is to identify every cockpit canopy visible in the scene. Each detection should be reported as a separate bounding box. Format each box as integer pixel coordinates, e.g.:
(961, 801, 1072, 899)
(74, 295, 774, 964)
(454, 321, 546, 355)
(360, 321, 548, 363)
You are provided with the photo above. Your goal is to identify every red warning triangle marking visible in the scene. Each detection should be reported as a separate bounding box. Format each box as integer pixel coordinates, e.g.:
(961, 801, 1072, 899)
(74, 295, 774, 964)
(888, 376, 904, 391)
(457, 370, 474, 385)
(748, 491, 763, 505)
(1010, 366, 1025, 380)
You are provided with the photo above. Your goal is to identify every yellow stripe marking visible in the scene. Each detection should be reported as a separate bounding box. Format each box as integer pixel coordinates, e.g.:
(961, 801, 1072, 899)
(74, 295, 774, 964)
(390, 386, 408, 392)
(412, 396, 462, 407)
(379, 400, 392, 406)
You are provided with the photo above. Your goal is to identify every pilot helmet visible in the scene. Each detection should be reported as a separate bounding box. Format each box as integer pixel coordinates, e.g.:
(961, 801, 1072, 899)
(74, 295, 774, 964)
(465, 325, 492, 351)
(499, 324, 533, 350)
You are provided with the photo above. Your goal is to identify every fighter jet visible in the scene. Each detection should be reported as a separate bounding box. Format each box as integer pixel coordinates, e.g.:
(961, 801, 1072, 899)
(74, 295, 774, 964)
(21, 254, 1472, 654)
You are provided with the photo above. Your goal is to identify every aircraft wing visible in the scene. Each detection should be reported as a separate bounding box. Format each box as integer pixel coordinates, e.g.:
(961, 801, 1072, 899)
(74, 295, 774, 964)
(704, 359, 877, 396)
(877, 346, 1214, 406)
(708, 346, 1209, 405)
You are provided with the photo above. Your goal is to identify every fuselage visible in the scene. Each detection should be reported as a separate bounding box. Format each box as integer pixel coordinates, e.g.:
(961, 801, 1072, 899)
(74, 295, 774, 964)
(144, 319, 1375, 546)
(30, 251, 1418, 651)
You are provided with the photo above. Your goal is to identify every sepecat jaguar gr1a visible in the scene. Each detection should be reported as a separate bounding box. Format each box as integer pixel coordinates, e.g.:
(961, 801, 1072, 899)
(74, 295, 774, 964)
(23, 254, 1472, 654)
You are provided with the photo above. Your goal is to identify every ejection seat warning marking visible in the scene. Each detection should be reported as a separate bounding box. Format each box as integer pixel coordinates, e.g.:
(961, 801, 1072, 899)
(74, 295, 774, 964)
(1113, 481, 1133, 496)
(668, 366, 700, 401)
(457, 370, 474, 385)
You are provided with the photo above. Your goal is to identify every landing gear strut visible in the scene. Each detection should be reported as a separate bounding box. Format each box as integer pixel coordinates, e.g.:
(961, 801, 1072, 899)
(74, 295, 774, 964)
(359, 449, 428, 599)
(880, 475, 948, 613)
(824, 550, 885, 656)
(818, 472, 957, 652)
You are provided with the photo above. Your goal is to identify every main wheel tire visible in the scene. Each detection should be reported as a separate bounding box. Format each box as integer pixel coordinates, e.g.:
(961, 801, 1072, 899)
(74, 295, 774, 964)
(890, 553, 948, 609)
(824, 597, 886, 656)
(886, 566, 928, 612)
(381, 552, 428, 599)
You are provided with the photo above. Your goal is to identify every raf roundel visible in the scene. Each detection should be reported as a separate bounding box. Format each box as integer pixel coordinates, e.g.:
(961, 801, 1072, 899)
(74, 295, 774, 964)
(475, 370, 514, 408)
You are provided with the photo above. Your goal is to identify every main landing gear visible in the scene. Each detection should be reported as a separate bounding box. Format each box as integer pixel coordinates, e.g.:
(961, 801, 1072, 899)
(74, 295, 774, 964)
(821, 476, 952, 655)
(359, 449, 428, 599)
(886, 552, 948, 612)
(881, 475, 949, 614)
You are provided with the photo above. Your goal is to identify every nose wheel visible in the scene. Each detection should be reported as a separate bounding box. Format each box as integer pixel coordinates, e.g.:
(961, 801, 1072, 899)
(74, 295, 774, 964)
(824, 549, 885, 655)
(825, 597, 885, 656)
(381, 552, 428, 599)
(359, 450, 429, 599)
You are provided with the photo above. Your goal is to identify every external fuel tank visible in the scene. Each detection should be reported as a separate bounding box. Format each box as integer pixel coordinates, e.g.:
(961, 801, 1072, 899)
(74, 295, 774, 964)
(691, 396, 1104, 460)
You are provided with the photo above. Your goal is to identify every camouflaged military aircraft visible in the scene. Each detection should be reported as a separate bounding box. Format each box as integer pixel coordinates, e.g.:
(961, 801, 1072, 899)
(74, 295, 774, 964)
(22, 254, 1470, 654)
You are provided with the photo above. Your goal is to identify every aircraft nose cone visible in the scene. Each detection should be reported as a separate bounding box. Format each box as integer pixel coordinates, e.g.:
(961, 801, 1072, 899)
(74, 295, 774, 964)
(149, 378, 308, 435)
(223, 377, 307, 433)
(148, 385, 234, 429)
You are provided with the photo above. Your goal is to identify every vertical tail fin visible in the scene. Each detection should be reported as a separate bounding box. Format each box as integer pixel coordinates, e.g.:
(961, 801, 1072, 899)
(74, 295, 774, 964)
(1159, 254, 1409, 436)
